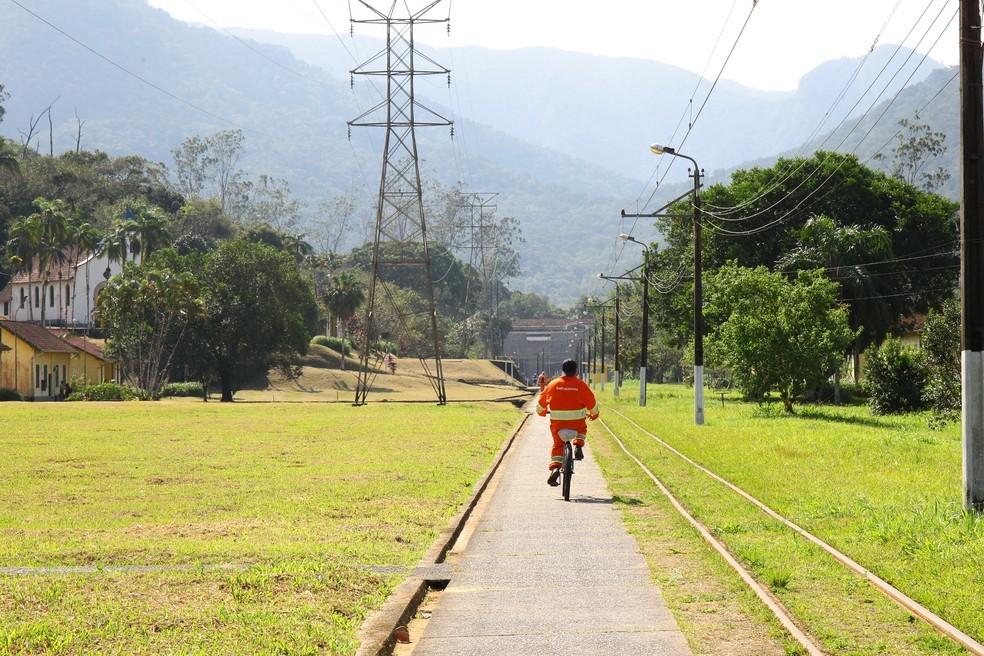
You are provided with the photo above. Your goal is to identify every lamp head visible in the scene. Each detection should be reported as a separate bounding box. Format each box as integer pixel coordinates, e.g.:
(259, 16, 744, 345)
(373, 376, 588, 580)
(618, 233, 633, 242)
(650, 143, 675, 155)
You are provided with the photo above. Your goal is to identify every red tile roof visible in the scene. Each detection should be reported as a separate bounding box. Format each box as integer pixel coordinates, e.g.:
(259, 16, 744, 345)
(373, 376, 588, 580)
(10, 249, 83, 284)
(0, 321, 77, 353)
(62, 335, 111, 362)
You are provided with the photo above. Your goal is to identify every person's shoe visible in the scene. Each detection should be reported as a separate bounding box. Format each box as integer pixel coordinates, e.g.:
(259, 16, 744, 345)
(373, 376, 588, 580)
(547, 469, 561, 487)
(574, 445, 584, 461)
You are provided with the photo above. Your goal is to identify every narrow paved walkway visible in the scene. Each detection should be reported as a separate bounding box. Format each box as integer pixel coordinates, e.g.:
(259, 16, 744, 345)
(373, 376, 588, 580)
(410, 413, 692, 655)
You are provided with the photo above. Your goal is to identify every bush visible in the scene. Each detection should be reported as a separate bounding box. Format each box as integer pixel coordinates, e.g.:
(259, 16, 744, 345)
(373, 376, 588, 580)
(311, 335, 352, 354)
(863, 338, 929, 414)
(68, 383, 148, 402)
(0, 388, 22, 402)
(160, 381, 205, 398)
(923, 297, 960, 426)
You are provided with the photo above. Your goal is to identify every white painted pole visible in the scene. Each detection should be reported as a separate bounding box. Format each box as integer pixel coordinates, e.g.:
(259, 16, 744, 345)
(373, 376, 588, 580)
(964, 352, 984, 508)
(694, 365, 705, 425)
(639, 366, 647, 407)
(614, 370, 621, 398)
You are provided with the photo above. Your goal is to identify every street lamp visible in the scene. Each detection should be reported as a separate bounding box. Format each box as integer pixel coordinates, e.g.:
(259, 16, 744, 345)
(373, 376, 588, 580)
(618, 234, 651, 407)
(651, 143, 705, 426)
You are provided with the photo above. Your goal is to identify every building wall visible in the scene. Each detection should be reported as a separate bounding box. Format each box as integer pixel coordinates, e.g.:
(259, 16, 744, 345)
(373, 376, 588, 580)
(5, 252, 121, 326)
(69, 351, 114, 386)
(0, 328, 35, 398)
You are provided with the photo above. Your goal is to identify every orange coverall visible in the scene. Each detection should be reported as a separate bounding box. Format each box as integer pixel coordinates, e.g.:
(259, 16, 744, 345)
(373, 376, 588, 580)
(537, 375, 599, 470)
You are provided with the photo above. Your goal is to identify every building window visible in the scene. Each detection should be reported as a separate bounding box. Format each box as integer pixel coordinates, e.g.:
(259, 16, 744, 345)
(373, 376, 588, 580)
(2, 301, 7, 316)
(34, 286, 39, 308)
(66, 285, 71, 308)
(35, 365, 40, 389)
(49, 285, 54, 307)
(20, 289, 25, 309)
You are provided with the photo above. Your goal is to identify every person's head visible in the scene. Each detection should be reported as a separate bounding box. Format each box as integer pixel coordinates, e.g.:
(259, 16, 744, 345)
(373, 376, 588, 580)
(561, 359, 578, 376)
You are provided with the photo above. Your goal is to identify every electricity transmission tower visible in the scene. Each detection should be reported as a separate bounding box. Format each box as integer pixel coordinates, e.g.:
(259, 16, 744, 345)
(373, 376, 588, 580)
(348, 1, 453, 406)
(458, 192, 501, 355)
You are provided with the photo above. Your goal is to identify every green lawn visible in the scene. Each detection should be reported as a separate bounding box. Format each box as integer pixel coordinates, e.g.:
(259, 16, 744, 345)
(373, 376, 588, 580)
(596, 385, 981, 655)
(0, 402, 518, 655)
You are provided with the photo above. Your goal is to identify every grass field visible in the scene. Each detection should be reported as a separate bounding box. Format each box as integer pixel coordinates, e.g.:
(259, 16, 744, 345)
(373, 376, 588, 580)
(595, 385, 980, 655)
(0, 402, 519, 655)
(235, 346, 529, 403)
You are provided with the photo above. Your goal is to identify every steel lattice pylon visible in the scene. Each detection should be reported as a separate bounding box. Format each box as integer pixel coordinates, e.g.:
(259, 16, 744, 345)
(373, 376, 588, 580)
(349, 1, 452, 405)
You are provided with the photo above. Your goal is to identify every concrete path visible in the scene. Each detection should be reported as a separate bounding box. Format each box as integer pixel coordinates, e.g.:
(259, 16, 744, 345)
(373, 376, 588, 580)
(409, 413, 692, 656)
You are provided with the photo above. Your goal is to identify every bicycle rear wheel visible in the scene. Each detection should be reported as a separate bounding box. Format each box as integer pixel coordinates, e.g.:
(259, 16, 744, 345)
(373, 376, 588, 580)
(562, 442, 573, 502)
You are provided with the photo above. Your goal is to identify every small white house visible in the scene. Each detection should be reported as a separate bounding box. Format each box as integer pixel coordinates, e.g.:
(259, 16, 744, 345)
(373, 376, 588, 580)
(0, 250, 123, 327)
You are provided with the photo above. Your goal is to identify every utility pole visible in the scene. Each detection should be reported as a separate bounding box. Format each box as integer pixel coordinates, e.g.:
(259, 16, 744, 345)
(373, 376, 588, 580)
(961, 0, 984, 510)
(349, 1, 452, 406)
(691, 166, 705, 425)
(613, 285, 619, 396)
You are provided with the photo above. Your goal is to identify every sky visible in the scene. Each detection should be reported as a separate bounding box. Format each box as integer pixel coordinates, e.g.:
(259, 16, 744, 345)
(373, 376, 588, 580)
(147, 0, 960, 92)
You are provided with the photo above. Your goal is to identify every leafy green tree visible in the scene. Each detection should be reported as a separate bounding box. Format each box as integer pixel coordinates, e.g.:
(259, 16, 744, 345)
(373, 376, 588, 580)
(198, 240, 318, 402)
(65, 215, 103, 323)
(778, 215, 896, 371)
(171, 130, 246, 212)
(498, 291, 564, 320)
(705, 263, 857, 413)
(121, 198, 171, 264)
(97, 263, 202, 397)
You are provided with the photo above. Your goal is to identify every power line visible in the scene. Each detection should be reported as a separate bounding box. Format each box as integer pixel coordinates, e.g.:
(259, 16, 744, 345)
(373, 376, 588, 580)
(702, 0, 952, 225)
(616, 0, 759, 268)
(6, 0, 262, 135)
(701, 3, 956, 238)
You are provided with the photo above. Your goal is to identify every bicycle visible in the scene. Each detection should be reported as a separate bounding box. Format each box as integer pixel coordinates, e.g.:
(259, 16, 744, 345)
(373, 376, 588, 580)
(558, 429, 579, 502)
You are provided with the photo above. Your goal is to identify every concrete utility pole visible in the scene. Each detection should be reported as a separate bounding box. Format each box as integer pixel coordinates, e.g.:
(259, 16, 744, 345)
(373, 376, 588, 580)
(349, 0, 453, 406)
(600, 267, 641, 399)
(961, 0, 984, 510)
(649, 144, 705, 425)
(617, 236, 651, 406)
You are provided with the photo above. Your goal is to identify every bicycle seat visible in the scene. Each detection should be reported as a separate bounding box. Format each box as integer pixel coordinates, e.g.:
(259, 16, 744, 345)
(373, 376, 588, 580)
(557, 429, 579, 442)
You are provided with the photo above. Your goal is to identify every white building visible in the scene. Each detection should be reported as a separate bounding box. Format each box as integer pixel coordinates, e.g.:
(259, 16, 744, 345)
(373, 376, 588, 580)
(0, 250, 123, 327)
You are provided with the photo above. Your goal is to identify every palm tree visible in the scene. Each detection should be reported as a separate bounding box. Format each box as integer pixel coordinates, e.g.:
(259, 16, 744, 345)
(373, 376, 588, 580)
(5, 217, 40, 321)
(322, 270, 365, 370)
(124, 200, 171, 264)
(282, 233, 314, 271)
(99, 220, 132, 276)
(28, 198, 71, 326)
(65, 216, 102, 327)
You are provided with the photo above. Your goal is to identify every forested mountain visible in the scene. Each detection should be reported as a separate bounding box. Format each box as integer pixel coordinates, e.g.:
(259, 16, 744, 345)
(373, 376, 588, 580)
(0, 0, 946, 303)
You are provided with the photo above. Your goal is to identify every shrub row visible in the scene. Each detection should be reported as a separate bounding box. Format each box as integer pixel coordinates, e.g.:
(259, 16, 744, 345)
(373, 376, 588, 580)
(0, 388, 22, 402)
(67, 383, 148, 402)
(160, 381, 205, 398)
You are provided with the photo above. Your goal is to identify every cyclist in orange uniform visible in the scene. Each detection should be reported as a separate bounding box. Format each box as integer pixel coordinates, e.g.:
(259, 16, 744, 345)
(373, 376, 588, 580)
(537, 371, 548, 392)
(537, 359, 599, 487)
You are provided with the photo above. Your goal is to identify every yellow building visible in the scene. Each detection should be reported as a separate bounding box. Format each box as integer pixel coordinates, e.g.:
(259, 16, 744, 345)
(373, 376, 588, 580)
(0, 321, 78, 400)
(61, 335, 115, 385)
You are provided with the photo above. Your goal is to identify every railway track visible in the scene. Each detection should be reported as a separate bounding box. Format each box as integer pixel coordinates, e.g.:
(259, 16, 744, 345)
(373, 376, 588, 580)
(600, 408, 984, 656)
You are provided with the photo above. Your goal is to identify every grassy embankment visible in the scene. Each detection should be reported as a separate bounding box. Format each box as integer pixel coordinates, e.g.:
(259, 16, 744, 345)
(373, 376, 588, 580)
(594, 384, 981, 655)
(0, 402, 518, 655)
(235, 345, 529, 403)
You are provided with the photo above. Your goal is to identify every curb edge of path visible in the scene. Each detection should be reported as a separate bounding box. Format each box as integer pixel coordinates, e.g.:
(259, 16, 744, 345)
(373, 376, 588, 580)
(354, 409, 533, 656)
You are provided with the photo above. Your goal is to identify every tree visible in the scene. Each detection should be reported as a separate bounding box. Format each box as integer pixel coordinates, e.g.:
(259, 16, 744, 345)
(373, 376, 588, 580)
(198, 240, 318, 402)
(97, 263, 202, 398)
(705, 264, 857, 413)
(121, 198, 171, 264)
(778, 215, 896, 375)
(20, 198, 71, 325)
(322, 270, 365, 338)
(171, 130, 246, 212)
(863, 338, 929, 415)
(65, 215, 102, 324)
(874, 116, 950, 193)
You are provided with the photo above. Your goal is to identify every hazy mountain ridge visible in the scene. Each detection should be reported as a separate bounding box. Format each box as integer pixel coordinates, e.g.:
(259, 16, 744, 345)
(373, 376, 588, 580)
(0, 0, 948, 304)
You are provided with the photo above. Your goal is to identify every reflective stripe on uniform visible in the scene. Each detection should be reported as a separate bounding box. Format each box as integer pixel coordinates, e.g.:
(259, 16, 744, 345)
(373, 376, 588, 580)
(551, 455, 564, 463)
(588, 404, 600, 416)
(550, 408, 587, 421)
